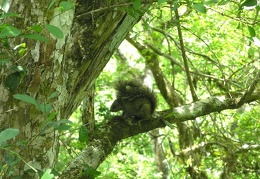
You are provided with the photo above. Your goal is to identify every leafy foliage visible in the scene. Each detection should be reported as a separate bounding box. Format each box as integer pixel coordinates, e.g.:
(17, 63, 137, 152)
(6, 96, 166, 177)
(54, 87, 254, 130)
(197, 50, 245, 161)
(92, 0, 260, 178)
(0, 128, 19, 145)
(1, 0, 260, 178)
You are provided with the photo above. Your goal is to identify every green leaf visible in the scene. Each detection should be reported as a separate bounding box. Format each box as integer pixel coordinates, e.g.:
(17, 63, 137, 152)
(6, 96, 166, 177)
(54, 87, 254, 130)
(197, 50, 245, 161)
(79, 125, 88, 143)
(37, 103, 52, 114)
(247, 47, 255, 57)
(47, 0, 57, 11)
(52, 119, 72, 131)
(193, 3, 207, 13)
(0, 12, 21, 18)
(158, 0, 168, 5)
(45, 24, 64, 39)
(59, 1, 74, 11)
(22, 34, 49, 42)
(30, 25, 43, 33)
(48, 91, 60, 100)
(0, 128, 19, 145)
(13, 94, 38, 106)
(0, 59, 11, 66)
(248, 26, 256, 37)
(47, 112, 57, 121)
(164, 112, 175, 119)
(41, 169, 54, 179)
(18, 48, 27, 57)
(56, 124, 71, 131)
(217, 0, 231, 5)
(82, 168, 101, 178)
(0, 26, 21, 38)
(241, 0, 257, 7)
(133, 0, 141, 9)
(5, 72, 21, 91)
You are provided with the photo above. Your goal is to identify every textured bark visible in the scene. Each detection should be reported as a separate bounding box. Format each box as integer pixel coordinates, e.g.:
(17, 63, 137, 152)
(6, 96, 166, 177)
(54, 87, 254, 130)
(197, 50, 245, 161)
(60, 92, 260, 178)
(1, 0, 260, 178)
(81, 85, 95, 133)
(1, 1, 69, 178)
(0, 0, 146, 178)
(150, 129, 170, 179)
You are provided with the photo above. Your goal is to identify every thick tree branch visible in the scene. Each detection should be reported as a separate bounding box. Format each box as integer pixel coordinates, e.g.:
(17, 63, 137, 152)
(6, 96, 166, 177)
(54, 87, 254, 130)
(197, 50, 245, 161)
(61, 91, 260, 177)
(107, 92, 260, 139)
(62, 1, 149, 119)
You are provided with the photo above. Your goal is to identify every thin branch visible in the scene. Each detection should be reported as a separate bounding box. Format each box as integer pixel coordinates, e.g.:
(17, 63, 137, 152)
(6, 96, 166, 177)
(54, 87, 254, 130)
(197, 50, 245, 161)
(145, 43, 184, 70)
(174, 8, 198, 101)
(238, 70, 260, 105)
(206, 6, 260, 26)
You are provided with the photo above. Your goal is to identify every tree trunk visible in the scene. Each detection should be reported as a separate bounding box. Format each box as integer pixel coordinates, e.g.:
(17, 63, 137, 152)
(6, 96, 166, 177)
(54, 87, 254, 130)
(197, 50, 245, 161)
(0, 0, 145, 178)
(1, 1, 260, 178)
(150, 129, 170, 179)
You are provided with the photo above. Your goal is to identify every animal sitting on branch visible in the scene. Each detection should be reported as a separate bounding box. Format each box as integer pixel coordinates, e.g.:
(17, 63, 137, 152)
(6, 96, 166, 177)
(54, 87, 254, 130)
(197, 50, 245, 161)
(110, 79, 157, 120)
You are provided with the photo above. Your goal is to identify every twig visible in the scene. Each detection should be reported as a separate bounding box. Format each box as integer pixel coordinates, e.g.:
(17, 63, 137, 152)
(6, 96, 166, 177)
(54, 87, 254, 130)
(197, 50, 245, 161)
(238, 70, 260, 105)
(174, 8, 198, 101)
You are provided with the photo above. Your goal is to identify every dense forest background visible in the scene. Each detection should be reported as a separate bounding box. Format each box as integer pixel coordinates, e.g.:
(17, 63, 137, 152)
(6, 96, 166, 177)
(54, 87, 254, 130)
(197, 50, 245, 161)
(94, 1, 260, 178)
(0, 0, 260, 178)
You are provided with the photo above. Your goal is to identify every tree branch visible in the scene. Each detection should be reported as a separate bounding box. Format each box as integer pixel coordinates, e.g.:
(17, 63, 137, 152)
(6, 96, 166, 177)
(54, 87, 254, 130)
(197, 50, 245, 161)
(60, 91, 260, 177)
(238, 70, 260, 105)
(174, 8, 198, 101)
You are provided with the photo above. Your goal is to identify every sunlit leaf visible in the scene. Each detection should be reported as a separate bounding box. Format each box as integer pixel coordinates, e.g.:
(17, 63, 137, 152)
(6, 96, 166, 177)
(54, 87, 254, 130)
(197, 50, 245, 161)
(14, 43, 26, 50)
(193, 3, 207, 13)
(41, 169, 54, 179)
(18, 48, 27, 57)
(217, 0, 231, 5)
(248, 26, 256, 37)
(186, 157, 192, 166)
(252, 37, 260, 47)
(158, 0, 168, 5)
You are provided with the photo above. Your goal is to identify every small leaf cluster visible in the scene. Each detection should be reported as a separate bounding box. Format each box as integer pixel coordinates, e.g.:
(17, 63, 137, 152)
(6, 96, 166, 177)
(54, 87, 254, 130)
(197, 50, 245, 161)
(0, 1, 74, 92)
